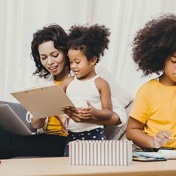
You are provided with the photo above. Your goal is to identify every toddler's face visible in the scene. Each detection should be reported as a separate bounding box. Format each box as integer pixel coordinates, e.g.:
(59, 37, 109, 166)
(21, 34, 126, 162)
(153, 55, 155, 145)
(68, 49, 95, 80)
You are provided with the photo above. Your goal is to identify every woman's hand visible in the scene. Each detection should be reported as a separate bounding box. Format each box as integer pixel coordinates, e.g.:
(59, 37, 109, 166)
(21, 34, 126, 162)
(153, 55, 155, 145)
(153, 130, 174, 148)
(55, 114, 70, 135)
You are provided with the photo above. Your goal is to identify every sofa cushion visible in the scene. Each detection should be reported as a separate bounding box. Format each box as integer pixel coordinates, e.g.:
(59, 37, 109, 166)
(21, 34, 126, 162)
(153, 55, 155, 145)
(104, 101, 133, 140)
(104, 123, 127, 140)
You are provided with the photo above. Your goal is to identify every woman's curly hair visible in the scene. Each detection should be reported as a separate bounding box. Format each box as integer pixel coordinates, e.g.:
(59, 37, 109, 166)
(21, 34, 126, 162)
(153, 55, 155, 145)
(67, 24, 110, 63)
(31, 24, 69, 78)
(132, 14, 176, 76)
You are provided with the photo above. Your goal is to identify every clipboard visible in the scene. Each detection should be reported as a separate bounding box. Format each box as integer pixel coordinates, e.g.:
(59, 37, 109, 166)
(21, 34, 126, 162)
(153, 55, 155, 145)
(11, 84, 75, 118)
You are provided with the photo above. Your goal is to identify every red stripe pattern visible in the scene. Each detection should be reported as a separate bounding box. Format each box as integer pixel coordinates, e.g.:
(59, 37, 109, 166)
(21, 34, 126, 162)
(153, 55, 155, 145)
(69, 140, 132, 166)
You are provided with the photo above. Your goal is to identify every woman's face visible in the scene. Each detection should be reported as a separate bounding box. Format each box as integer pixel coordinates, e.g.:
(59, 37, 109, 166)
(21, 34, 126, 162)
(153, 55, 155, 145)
(38, 41, 67, 78)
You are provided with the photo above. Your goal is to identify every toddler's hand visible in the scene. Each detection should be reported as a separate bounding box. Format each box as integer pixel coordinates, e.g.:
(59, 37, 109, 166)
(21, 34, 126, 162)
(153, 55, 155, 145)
(78, 101, 96, 119)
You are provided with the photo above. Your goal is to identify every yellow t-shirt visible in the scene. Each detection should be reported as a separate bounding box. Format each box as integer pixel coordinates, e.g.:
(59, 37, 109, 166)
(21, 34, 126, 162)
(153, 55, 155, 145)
(46, 80, 67, 136)
(129, 79, 176, 148)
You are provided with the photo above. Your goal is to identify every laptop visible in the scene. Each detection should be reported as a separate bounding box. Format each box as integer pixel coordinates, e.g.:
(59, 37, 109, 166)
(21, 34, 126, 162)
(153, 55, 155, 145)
(0, 104, 33, 135)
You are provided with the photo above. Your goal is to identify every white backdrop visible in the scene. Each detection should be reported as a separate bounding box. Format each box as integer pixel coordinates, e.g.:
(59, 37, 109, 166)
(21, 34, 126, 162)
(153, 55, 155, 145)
(1, 0, 176, 102)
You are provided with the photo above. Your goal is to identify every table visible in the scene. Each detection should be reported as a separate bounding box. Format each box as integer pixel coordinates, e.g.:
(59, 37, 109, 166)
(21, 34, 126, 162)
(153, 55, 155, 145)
(0, 157, 176, 176)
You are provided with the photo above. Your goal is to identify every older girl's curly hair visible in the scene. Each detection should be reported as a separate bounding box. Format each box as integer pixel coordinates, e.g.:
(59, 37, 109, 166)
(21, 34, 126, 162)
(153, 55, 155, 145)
(67, 24, 110, 63)
(132, 14, 176, 76)
(31, 24, 69, 78)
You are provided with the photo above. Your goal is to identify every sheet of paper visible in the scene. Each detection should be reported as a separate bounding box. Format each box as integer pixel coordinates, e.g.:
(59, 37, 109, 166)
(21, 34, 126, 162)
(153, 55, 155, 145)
(133, 151, 164, 159)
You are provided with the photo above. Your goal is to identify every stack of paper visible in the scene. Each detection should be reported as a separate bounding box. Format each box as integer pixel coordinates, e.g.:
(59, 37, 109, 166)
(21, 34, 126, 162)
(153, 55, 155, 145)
(69, 140, 132, 166)
(133, 150, 176, 161)
(133, 152, 166, 161)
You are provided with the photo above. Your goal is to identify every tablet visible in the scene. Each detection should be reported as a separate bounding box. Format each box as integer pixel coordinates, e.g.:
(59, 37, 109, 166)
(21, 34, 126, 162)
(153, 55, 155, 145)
(11, 84, 75, 118)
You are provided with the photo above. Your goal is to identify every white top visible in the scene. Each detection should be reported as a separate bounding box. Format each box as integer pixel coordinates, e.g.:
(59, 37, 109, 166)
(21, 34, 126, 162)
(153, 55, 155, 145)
(66, 75, 103, 132)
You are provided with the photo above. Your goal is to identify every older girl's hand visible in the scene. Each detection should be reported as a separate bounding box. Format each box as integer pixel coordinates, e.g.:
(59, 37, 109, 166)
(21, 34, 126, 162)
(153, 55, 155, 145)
(153, 130, 173, 148)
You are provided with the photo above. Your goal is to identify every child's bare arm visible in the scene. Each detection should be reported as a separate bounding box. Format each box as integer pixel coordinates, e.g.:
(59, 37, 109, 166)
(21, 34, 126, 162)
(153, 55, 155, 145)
(94, 78, 113, 120)
(126, 117, 173, 149)
(126, 117, 156, 148)
(31, 116, 47, 129)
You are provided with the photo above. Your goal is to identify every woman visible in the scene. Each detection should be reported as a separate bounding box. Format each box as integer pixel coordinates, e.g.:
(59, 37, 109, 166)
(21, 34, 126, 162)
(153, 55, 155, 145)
(0, 25, 69, 159)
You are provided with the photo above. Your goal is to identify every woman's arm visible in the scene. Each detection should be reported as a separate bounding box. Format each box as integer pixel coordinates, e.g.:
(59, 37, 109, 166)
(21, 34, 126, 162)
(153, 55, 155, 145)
(88, 111, 121, 125)
(31, 116, 47, 129)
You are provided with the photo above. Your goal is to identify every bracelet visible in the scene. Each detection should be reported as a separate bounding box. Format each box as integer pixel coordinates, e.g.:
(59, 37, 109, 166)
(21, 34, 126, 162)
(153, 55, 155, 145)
(141, 147, 160, 152)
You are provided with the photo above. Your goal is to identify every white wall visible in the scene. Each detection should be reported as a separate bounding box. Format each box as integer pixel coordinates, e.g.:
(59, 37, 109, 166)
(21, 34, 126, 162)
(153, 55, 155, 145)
(1, 0, 176, 102)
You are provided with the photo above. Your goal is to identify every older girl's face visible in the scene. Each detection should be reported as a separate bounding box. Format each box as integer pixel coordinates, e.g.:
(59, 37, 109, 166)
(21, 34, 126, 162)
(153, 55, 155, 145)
(161, 53, 176, 86)
(38, 41, 67, 78)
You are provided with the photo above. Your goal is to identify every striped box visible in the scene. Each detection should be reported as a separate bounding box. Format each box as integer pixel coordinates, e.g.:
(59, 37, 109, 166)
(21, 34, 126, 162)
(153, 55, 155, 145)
(69, 140, 132, 166)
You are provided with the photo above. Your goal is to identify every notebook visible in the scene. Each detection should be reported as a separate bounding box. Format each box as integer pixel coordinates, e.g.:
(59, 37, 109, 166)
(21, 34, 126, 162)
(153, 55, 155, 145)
(0, 104, 33, 135)
(11, 84, 75, 118)
(133, 151, 166, 162)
